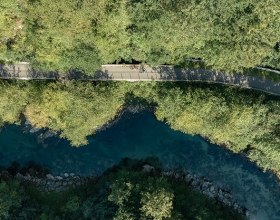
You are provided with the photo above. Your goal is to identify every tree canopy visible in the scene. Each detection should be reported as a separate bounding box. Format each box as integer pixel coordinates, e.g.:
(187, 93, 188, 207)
(0, 80, 280, 177)
(0, 0, 279, 73)
(0, 159, 243, 219)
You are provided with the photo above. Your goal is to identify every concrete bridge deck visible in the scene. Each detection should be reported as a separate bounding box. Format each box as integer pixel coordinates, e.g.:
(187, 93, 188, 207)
(1, 63, 280, 96)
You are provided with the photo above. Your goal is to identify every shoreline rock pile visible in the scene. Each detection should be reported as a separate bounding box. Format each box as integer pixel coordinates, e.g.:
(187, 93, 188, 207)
(142, 164, 248, 216)
(0, 162, 249, 217)
(14, 172, 95, 192)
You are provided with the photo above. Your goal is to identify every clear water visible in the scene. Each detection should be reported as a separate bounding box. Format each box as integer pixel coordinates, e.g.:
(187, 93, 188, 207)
(0, 111, 280, 220)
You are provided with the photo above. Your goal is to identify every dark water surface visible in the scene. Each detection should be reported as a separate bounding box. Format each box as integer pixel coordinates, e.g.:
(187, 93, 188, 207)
(0, 112, 280, 220)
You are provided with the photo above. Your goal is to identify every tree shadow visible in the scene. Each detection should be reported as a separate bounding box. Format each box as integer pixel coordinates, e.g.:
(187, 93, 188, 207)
(67, 69, 112, 80)
(27, 68, 59, 79)
(0, 64, 20, 78)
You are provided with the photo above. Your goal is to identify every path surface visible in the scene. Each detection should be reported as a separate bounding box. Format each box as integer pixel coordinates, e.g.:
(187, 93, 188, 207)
(1, 63, 280, 96)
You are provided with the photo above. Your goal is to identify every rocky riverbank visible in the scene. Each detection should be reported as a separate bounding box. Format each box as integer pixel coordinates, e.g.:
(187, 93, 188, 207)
(22, 118, 57, 145)
(0, 160, 248, 218)
(1, 163, 248, 216)
(15, 172, 96, 192)
(142, 164, 248, 217)
(0, 170, 95, 192)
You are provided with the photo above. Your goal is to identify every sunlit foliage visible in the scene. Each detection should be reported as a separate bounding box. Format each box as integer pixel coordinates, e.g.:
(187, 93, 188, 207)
(0, 81, 279, 175)
(1, 0, 279, 72)
(24, 81, 126, 146)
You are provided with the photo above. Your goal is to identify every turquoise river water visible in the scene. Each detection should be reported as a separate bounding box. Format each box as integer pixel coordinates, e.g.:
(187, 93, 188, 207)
(0, 111, 279, 220)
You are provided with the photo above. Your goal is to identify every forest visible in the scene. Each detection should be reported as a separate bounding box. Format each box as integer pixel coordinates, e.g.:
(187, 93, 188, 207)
(1, 1, 280, 219)
(0, 0, 279, 74)
(0, 159, 244, 220)
(0, 80, 280, 178)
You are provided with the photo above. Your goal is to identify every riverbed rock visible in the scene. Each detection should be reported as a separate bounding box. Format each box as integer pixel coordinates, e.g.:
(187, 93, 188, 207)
(42, 130, 55, 139)
(8, 165, 247, 217)
(55, 176, 63, 180)
(161, 170, 247, 216)
(184, 174, 193, 183)
(29, 127, 41, 133)
(142, 164, 155, 173)
(25, 119, 32, 126)
(46, 174, 55, 180)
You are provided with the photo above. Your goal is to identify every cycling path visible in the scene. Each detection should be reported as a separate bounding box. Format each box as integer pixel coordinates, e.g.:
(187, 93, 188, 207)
(1, 63, 280, 96)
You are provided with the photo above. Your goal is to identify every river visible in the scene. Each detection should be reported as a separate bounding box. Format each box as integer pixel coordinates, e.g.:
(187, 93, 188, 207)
(0, 111, 279, 220)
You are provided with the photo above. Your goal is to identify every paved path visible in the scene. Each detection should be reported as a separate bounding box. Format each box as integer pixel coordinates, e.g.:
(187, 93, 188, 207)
(1, 63, 280, 96)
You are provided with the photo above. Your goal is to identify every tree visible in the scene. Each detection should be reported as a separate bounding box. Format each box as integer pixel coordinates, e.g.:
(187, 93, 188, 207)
(24, 82, 126, 146)
(0, 181, 25, 219)
(152, 83, 280, 174)
(140, 187, 174, 220)
(108, 171, 175, 220)
(0, 0, 26, 62)
(0, 81, 30, 124)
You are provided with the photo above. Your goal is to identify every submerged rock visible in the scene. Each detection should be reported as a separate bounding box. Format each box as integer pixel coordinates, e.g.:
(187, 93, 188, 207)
(142, 164, 155, 173)
(46, 174, 55, 180)
(55, 176, 63, 180)
(29, 127, 41, 133)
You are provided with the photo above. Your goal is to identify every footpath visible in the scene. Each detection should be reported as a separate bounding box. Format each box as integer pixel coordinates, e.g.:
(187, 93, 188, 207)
(1, 63, 280, 96)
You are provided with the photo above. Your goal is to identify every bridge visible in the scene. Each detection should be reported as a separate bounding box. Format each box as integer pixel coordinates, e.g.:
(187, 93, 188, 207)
(1, 62, 280, 96)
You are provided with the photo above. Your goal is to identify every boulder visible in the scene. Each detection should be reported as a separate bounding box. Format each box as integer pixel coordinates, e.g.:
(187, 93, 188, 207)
(55, 176, 63, 180)
(46, 174, 55, 180)
(142, 164, 155, 173)
(29, 127, 41, 133)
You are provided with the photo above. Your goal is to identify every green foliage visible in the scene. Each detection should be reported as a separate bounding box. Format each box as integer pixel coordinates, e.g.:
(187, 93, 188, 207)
(140, 186, 174, 220)
(108, 171, 174, 220)
(0, 80, 279, 176)
(262, 43, 280, 69)
(0, 161, 244, 219)
(0, 181, 23, 219)
(1, 0, 279, 72)
(127, 0, 280, 70)
(185, 0, 280, 70)
(0, 180, 39, 220)
(0, 81, 30, 124)
(148, 83, 280, 174)
(24, 81, 126, 146)
(23, 0, 130, 73)
(0, 0, 27, 62)
(0, 81, 127, 146)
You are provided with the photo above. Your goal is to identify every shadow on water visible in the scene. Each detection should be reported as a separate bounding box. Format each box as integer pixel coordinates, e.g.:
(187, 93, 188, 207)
(0, 111, 280, 219)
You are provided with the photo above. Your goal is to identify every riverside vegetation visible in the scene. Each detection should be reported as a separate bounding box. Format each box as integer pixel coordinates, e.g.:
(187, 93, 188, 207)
(0, 159, 244, 220)
(0, 0, 279, 73)
(0, 80, 280, 178)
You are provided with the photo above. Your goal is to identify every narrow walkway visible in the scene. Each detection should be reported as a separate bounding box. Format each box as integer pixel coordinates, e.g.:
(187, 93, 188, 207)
(1, 63, 280, 96)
